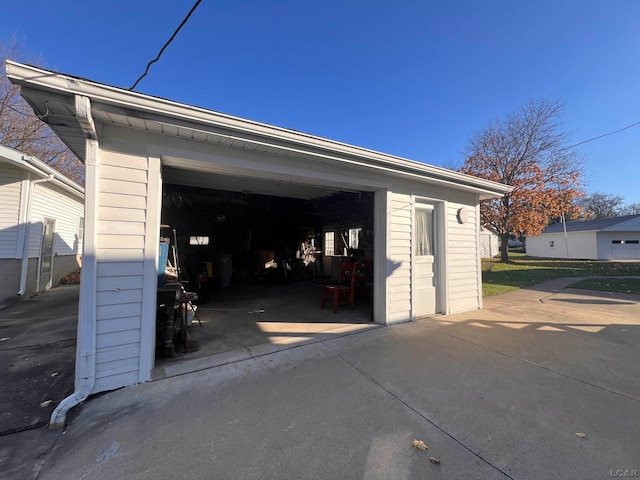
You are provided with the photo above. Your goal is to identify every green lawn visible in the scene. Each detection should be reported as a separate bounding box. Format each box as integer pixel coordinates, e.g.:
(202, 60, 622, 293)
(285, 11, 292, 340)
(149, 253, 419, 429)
(482, 253, 640, 296)
(567, 277, 640, 294)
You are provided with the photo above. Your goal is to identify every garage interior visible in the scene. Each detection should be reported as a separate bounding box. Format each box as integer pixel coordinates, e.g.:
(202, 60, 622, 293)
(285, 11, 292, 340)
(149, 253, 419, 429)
(154, 168, 378, 377)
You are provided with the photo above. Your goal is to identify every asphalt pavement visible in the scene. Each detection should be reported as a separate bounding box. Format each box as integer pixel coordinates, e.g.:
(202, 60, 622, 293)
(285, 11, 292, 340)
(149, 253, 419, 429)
(2, 279, 639, 480)
(0, 285, 78, 479)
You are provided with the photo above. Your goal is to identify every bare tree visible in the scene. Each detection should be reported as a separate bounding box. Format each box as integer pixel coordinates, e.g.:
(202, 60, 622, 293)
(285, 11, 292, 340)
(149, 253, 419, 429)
(619, 202, 640, 216)
(461, 98, 584, 262)
(1, 41, 84, 184)
(576, 192, 625, 219)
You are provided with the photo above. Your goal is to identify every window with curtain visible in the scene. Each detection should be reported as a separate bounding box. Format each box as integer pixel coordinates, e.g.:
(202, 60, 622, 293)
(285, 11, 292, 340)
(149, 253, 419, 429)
(415, 207, 434, 256)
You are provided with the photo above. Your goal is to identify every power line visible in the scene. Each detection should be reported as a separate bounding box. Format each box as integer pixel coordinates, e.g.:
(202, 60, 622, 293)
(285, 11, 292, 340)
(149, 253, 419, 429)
(561, 120, 640, 150)
(2, 102, 30, 116)
(129, 0, 204, 91)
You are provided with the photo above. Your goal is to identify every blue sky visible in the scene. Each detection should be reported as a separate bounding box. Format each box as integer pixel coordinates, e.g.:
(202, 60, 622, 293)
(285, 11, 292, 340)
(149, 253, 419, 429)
(2, 0, 639, 204)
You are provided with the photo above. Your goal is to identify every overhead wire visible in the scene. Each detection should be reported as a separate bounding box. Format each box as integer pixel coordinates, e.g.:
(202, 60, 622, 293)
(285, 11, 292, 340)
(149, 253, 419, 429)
(2, 102, 31, 116)
(561, 120, 640, 150)
(129, 0, 204, 91)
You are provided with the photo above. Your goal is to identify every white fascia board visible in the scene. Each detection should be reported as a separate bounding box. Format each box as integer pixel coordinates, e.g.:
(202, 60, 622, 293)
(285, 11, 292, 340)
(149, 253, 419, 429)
(7, 61, 511, 199)
(0, 145, 84, 200)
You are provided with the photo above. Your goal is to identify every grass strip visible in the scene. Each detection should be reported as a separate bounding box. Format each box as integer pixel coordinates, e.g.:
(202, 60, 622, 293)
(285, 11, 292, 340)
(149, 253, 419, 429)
(482, 253, 640, 296)
(567, 278, 640, 294)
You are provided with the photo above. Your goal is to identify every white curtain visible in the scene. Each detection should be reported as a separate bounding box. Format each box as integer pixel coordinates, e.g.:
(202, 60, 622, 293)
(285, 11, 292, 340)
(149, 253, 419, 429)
(415, 207, 434, 256)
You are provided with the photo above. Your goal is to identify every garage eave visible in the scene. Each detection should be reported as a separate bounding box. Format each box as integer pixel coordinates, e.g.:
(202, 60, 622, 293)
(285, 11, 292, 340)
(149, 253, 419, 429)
(6, 61, 512, 200)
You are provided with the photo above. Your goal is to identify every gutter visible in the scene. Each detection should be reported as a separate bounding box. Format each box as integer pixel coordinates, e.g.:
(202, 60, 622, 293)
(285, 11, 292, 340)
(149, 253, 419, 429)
(49, 95, 98, 430)
(0, 145, 84, 200)
(17, 174, 55, 296)
(6, 60, 512, 198)
(21, 155, 84, 199)
(19, 152, 84, 198)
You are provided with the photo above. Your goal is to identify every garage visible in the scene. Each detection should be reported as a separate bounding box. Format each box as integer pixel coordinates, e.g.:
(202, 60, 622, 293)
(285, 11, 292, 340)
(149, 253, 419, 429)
(611, 239, 640, 260)
(527, 215, 640, 260)
(7, 61, 512, 427)
(154, 178, 378, 376)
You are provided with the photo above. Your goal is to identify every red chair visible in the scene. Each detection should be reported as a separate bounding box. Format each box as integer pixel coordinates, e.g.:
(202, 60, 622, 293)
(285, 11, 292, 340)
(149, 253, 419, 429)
(321, 262, 357, 313)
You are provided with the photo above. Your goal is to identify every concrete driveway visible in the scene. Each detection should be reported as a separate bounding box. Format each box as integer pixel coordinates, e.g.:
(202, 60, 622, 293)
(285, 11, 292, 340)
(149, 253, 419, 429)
(4, 279, 640, 480)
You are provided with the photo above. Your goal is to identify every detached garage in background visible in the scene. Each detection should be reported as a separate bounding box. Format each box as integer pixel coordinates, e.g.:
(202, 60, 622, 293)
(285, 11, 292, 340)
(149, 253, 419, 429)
(7, 61, 511, 426)
(0, 144, 84, 305)
(527, 214, 640, 260)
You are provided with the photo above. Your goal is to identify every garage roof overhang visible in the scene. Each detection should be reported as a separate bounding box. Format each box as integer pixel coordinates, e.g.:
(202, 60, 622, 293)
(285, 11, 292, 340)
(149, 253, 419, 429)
(7, 61, 512, 201)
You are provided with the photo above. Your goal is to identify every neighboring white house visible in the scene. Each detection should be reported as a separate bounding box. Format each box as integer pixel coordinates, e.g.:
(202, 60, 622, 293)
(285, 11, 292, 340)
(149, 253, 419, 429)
(527, 215, 640, 260)
(7, 61, 512, 426)
(0, 144, 84, 305)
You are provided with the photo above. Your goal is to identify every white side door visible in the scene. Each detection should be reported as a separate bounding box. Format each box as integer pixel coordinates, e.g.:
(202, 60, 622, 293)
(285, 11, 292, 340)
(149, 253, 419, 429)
(413, 204, 436, 317)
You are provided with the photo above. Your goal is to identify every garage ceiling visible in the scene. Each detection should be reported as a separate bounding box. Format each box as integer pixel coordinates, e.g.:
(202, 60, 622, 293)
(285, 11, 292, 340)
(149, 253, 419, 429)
(161, 165, 361, 201)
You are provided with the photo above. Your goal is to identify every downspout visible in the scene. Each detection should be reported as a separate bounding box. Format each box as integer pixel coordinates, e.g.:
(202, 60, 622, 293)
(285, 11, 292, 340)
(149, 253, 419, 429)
(50, 95, 99, 429)
(17, 173, 55, 296)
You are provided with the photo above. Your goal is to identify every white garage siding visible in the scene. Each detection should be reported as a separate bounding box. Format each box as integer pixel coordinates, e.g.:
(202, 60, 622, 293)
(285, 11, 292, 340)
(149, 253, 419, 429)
(93, 151, 152, 392)
(387, 192, 412, 324)
(386, 192, 482, 320)
(479, 229, 498, 259)
(0, 167, 23, 258)
(527, 232, 597, 259)
(446, 202, 480, 313)
(29, 182, 84, 257)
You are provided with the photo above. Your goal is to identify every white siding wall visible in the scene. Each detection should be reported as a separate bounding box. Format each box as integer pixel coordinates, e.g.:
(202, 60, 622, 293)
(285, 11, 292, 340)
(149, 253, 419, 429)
(387, 192, 412, 324)
(446, 202, 480, 313)
(527, 232, 597, 259)
(385, 189, 482, 319)
(29, 182, 84, 258)
(566, 232, 597, 259)
(93, 150, 150, 392)
(0, 167, 23, 258)
(527, 233, 560, 258)
(82, 124, 492, 392)
(479, 230, 498, 258)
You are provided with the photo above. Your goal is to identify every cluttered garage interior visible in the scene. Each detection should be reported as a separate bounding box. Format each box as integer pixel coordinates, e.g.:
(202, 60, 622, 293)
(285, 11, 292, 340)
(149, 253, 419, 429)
(154, 173, 377, 377)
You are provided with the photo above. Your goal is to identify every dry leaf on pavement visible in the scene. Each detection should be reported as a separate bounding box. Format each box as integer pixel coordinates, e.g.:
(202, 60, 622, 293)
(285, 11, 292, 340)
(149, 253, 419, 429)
(411, 439, 428, 451)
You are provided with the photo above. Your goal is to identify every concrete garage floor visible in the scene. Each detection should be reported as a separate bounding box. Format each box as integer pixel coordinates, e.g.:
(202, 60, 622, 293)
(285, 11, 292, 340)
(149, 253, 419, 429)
(153, 279, 379, 379)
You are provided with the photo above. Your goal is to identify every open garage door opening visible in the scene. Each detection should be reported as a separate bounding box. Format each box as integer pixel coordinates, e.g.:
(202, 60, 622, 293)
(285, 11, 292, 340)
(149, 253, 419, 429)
(154, 181, 376, 377)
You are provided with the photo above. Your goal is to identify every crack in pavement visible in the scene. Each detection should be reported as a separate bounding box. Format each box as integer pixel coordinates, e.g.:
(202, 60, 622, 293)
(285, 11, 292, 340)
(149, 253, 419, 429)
(322, 340, 516, 480)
